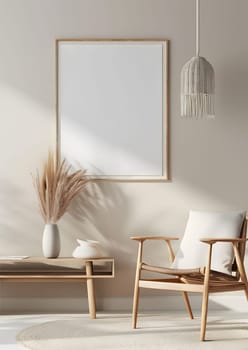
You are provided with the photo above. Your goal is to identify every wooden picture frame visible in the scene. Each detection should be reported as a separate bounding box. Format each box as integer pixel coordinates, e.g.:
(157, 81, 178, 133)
(56, 39, 169, 181)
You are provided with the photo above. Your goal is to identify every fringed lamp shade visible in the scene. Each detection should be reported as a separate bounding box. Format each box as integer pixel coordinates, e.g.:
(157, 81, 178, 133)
(181, 0, 215, 119)
(181, 56, 215, 118)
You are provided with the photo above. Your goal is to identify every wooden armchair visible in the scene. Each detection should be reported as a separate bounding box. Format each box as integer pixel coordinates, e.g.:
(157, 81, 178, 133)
(131, 211, 248, 341)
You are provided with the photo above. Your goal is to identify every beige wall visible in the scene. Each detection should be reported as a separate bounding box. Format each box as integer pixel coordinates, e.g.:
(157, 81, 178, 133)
(0, 0, 248, 313)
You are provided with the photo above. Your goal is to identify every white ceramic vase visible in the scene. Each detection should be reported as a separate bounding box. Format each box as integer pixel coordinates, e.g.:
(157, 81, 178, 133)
(42, 224, 60, 258)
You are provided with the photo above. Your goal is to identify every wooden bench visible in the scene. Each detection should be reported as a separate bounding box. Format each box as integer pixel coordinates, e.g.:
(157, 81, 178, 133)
(0, 257, 114, 318)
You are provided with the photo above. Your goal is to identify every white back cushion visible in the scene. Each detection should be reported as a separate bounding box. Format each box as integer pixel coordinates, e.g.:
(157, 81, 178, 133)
(172, 211, 245, 275)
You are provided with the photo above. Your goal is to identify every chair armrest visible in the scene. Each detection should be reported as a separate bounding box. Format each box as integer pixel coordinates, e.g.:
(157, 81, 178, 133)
(200, 238, 248, 245)
(131, 236, 179, 263)
(131, 236, 179, 242)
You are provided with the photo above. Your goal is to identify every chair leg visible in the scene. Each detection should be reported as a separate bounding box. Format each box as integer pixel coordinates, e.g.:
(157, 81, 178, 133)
(200, 244, 212, 341)
(200, 288, 210, 341)
(233, 243, 248, 300)
(132, 241, 143, 329)
(132, 278, 141, 329)
(182, 292, 194, 319)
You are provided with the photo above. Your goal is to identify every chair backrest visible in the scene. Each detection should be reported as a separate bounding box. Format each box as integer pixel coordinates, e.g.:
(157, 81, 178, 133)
(172, 210, 246, 275)
(232, 212, 248, 277)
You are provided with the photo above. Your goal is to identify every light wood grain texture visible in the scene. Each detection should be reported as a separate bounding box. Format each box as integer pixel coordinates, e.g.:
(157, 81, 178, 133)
(131, 213, 248, 341)
(233, 243, 248, 300)
(200, 243, 212, 341)
(56, 39, 169, 182)
(0, 257, 114, 318)
(164, 240, 175, 262)
(86, 261, 96, 319)
(164, 239, 194, 319)
(141, 263, 201, 275)
(201, 238, 248, 244)
(182, 292, 194, 319)
(132, 241, 144, 329)
(208, 284, 246, 292)
(234, 218, 247, 280)
(139, 280, 204, 292)
(131, 236, 179, 242)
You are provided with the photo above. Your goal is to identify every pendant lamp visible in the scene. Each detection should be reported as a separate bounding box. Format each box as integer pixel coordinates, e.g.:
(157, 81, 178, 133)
(181, 0, 215, 118)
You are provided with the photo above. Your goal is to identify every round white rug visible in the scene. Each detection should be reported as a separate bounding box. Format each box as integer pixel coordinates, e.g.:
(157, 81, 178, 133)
(16, 314, 248, 350)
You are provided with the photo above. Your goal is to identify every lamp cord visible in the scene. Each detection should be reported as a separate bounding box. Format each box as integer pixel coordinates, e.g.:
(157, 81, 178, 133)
(196, 0, 200, 56)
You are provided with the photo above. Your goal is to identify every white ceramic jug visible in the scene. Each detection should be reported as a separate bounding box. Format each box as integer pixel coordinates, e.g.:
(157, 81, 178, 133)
(72, 240, 102, 258)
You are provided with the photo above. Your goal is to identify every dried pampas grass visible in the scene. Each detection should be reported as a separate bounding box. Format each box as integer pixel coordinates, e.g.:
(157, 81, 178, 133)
(33, 153, 88, 223)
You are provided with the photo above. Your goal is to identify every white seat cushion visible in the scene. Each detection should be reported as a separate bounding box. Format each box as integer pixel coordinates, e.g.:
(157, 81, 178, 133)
(172, 210, 245, 275)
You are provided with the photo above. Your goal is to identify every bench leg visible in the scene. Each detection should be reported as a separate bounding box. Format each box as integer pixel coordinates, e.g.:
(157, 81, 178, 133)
(85, 261, 96, 319)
